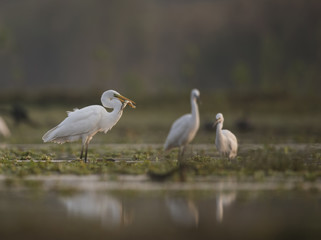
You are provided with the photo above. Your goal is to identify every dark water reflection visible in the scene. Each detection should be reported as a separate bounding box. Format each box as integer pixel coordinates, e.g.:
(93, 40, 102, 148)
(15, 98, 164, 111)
(0, 189, 321, 240)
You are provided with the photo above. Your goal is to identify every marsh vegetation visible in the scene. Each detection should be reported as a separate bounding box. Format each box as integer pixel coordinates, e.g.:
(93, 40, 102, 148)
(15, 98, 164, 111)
(0, 93, 320, 180)
(0, 91, 320, 240)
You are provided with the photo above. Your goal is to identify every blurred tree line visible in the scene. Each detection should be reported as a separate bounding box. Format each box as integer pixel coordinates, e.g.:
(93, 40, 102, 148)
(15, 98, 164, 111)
(0, 0, 320, 98)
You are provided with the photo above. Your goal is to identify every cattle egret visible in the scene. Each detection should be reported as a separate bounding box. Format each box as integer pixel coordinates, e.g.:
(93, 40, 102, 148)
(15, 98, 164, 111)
(42, 90, 136, 162)
(214, 113, 238, 159)
(164, 89, 200, 158)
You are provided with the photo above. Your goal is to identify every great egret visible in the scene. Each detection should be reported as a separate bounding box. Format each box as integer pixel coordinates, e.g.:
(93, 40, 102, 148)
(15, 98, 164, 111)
(164, 89, 200, 158)
(214, 113, 238, 159)
(42, 90, 136, 162)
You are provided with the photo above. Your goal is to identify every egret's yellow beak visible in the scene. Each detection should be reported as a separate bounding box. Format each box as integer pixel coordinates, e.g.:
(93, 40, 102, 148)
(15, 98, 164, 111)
(115, 94, 136, 109)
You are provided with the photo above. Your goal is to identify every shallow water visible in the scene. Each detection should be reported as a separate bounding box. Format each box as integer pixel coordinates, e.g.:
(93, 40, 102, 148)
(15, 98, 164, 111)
(0, 188, 320, 240)
(0, 143, 321, 239)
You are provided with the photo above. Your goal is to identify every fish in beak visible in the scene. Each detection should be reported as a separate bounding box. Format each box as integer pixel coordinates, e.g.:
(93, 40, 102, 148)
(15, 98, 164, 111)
(115, 94, 136, 109)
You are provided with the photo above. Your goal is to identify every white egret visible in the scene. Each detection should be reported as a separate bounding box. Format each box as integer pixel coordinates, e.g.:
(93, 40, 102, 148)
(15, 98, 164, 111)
(42, 90, 136, 162)
(0, 116, 11, 137)
(214, 113, 238, 159)
(164, 89, 200, 158)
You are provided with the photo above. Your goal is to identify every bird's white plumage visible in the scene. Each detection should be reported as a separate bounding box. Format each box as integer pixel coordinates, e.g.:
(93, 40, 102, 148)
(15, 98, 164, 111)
(164, 89, 200, 153)
(42, 90, 136, 162)
(43, 106, 108, 144)
(215, 113, 238, 159)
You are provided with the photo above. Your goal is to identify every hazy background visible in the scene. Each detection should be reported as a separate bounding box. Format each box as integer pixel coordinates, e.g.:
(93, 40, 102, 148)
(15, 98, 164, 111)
(0, 3, 320, 239)
(0, 0, 320, 96)
(0, 0, 320, 144)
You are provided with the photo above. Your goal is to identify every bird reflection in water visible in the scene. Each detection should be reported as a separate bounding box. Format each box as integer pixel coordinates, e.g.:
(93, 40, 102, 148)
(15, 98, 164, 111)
(166, 197, 199, 227)
(60, 192, 133, 229)
(216, 192, 236, 222)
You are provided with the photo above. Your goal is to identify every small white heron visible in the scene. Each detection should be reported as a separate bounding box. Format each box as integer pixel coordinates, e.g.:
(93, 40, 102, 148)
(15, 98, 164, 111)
(214, 113, 238, 159)
(164, 89, 200, 158)
(42, 90, 136, 162)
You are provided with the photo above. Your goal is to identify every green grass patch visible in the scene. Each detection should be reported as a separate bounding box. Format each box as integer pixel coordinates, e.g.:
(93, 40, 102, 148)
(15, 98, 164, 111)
(0, 144, 320, 181)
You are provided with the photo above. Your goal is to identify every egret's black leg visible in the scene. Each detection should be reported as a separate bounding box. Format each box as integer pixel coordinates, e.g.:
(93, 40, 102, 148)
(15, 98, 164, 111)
(180, 146, 186, 158)
(84, 143, 89, 163)
(178, 146, 187, 181)
(80, 145, 84, 160)
(178, 146, 186, 164)
(181, 146, 186, 157)
(177, 147, 182, 162)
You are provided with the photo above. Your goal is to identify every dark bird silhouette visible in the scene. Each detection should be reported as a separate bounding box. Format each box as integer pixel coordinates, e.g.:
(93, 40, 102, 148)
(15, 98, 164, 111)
(10, 104, 38, 127)
(235, 113, 254, 132)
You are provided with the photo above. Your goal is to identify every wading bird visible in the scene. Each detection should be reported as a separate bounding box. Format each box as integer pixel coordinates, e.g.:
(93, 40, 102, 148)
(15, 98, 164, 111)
(164, 89, 200, 159)
(42, 90, 136, 162)
(10, 104, 38, 127)
(214, 113, 238, 159)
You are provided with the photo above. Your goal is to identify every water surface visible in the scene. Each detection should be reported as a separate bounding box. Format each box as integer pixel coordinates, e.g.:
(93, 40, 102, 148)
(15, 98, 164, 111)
(0, 188, 320, 240)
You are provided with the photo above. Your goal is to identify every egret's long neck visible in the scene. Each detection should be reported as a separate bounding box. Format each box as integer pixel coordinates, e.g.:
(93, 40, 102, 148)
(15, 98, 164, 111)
(102, 104, 123, 129)
(110, 103, 123, 121)
(215, 122, 224, 147)
(191, 97, 199, 123)
(216, 122, 223, 135)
